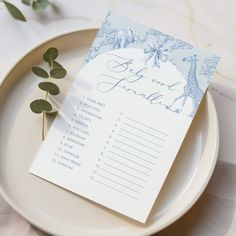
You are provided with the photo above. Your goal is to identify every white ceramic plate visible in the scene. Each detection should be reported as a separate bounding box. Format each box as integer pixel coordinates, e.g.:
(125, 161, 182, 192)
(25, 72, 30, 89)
(0, 29, 219, 236)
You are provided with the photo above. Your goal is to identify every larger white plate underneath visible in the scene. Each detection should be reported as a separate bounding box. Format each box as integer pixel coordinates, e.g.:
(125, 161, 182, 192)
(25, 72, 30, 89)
(0, 29, 219, 236)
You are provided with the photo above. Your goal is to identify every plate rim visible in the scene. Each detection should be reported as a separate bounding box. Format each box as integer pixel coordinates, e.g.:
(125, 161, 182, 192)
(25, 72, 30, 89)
(0, 29, 219, 236)
(146, 92, 219, 235)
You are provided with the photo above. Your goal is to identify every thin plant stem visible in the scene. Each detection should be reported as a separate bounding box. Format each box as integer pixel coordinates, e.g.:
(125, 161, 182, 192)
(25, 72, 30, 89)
(46, 90, 49, 100)
(42, 90, 49, 141)
(41, 60, 52, 141)
(42, 111, 45, 141)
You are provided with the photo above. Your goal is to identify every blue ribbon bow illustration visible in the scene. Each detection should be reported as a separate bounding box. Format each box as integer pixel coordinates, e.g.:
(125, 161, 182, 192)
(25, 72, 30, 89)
(144, 43, 169, 68)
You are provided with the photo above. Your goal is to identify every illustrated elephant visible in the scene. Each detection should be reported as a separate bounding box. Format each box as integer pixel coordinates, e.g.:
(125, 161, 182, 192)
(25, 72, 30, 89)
(113, 27, 148, 49)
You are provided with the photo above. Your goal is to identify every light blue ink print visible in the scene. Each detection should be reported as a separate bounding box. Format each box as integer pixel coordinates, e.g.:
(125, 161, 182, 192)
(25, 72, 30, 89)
(143, 29, 174, 68)
(147, 28, 174, 46)
(85, 12, 148, 63)
(167, 55, 204, 117)
(144, 43, 169, 68)
(96, 11, 113, 37)
(85, 12, 114, 63)
(83, 12, 220, 117)
(113, 27, 148, 49)
(170, 39, 193, 52)
(199, 55, 220, 80)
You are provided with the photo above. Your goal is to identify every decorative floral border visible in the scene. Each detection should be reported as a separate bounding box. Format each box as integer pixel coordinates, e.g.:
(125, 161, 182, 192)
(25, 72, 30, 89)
(84, 12, 220, 117)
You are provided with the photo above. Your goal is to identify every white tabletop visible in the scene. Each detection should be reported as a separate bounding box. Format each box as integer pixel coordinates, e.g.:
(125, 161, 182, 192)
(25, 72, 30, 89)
(0, 0, 236, 235)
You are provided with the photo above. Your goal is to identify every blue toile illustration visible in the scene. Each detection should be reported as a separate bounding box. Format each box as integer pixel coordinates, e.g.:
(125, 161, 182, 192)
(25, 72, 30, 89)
(84, 12, 220, 117)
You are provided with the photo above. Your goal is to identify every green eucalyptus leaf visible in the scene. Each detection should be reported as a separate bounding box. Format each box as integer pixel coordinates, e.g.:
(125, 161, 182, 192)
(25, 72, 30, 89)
(32, 66, 49, 78)
(21, 0, 31, 6)
(43, 47, 58, 64)
(30, 99, 52, 114)
(52, 60, 63, 68)
(32, 0, 50, 11)
(38, 82, 60, 95)
(3, 1, 26, 22)
(50, 67, 67, 79)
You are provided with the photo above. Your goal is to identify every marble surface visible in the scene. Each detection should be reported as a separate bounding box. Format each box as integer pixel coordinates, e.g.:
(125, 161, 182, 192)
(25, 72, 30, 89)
(0, 0, 236, 235)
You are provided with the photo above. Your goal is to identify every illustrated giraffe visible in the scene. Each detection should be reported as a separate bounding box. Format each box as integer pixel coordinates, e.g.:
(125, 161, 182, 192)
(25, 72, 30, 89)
(167, 54, 204, 116)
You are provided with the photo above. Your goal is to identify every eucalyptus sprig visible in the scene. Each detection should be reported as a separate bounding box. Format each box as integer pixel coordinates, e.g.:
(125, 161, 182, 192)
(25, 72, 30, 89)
(30, 47, 67, 141)
(22, 0, 50, 11)
(1, 0, 50, 22)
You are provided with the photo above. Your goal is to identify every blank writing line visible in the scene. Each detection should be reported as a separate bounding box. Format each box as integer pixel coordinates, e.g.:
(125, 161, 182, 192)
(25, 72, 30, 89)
(95, 180, 139, 200)
(103, 162, 147, 182)
(107, 156, 150, 176)
(118, 133, 161, 153)
(112, 145, 155, 165)
(123, 122, 166, 142)
(109, 150, 153, 171)
(100, 168, 144, 188)
(96, 173, 141, 194)
(114, 139, 159, 159)
(120, 128, 163, 148)
(126, 116, 168, 136)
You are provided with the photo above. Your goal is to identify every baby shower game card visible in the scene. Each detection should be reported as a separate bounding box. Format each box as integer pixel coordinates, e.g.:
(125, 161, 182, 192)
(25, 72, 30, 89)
(30, 12, 220, 223)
